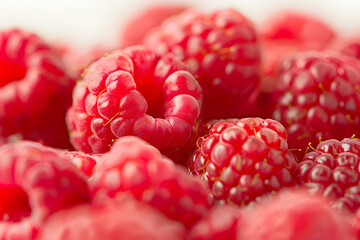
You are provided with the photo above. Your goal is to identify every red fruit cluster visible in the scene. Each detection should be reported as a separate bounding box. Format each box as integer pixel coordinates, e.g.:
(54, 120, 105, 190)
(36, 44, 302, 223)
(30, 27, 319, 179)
(273, 51, 360, 157)
(190, 118, 298, 205)
(296, 138, 360, 213)
(67, 45, 202, 155)
(0, 29, 75, 149)
(144, 9, 261, 119)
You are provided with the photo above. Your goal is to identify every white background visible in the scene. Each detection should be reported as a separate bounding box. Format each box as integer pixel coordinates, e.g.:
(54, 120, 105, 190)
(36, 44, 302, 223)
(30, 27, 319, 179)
(1, 0, 360, 49)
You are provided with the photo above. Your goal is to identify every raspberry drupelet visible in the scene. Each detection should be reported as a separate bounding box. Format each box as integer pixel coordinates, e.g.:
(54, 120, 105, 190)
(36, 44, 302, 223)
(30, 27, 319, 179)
(0, 29, 75, 149)
(66, 45, 202, 155)
(0, 141, 89, 239)
(189, 118, 298, 206)
(144, 9, 261, 120)
(296, 138, 360, 213)
(273, 51, 360, 157)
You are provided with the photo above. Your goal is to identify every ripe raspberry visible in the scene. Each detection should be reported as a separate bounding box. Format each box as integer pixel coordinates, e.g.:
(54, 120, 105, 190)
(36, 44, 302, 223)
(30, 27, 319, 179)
(66, 45, 202, 155)
(144, 9, 261, 120)
(0, 141, 89, 239)
(261, 11, 336, 49)
(37, 196, 186, 240)
(90, 136, 212, 227)
(189, 118, 298, 206)
(273, 51, 360, 157)
(119, 5, 188, 48)
(238, 190, 356, 240)
(296, 138, 360, 213)
(188, 205, 241, 240)
(256, 12, 336, 118)
(0, 28, 75, 149)
(61, 151, 102, 177)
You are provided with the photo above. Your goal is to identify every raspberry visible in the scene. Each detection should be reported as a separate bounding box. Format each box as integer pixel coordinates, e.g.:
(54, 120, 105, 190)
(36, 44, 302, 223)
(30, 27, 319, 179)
(0, 141, 89, 239)
(144, 9, 261, 120)
(61, 151, 102, 177)
(238, 190, 356, 240)
(188, 205, 241, 240)
(90, 136, 212, 227)
(189, 118, 298, 206)
(296, 138, 360, 213)
(66, 45, 202, 156)
(256, 12, 336, 118)
(37, 197, 186, 240)
(261, 11, 336, 49)
(0, 29, 75, 149)
(273, 51, 360, 157)
(119, 5, 188, 48)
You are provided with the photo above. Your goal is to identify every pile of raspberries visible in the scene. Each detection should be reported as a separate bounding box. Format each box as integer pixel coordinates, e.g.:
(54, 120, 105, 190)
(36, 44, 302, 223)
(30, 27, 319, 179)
(3, 5, 360, 240)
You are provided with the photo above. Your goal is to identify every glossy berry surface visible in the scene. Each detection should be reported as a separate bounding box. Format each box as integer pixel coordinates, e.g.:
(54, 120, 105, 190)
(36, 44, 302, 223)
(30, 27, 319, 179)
(273, 51, 360, 157)
(190, 118, 298, 206)
(66, 45, 202, 155)
(0, 28, 75, 149)
(144, 9, 261, 120)
(296, 138, 360, 213)
(90, 137, 212, 227)
(0, 141, 89, 239)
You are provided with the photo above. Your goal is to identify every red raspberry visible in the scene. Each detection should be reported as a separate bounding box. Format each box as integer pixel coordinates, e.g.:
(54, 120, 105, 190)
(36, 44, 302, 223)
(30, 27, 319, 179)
(189, 118, 298, 206)
(37, 197, 186, 240)
(0, 141, 89, 239)
(273, 51, 360, 157)
(66, 45, 202, 155)
(90, 136, 212, 228)
(188, 205, 241, 240)
(238, 190, 356, 240)
(0, 29, 75, 149)
(119, 5, 188, 48)
(261, 11, 336, 49)
(256, 12, 336, 118)
(144, 9, 261, 120)
(296, 138, 360, 213)
(61, 151, 102, 177)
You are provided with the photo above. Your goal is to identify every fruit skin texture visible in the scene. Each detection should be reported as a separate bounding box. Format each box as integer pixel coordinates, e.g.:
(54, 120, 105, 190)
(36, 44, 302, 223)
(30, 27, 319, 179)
(273, 51, 360, 158)
(90, 136, 212, 228)
(237, 190, 356, 240)
(0, 141, 89, 240)
(66, 45, 202, 155)
(144, 9, 261, 120)
(37, 196, 186, 240)
(119, 5, 188, 48)
(0, 28, 75, 149)
(296, 138, 360, 213)
(187, 205, 241, 240)
(189, 118, 298, 206)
